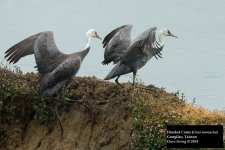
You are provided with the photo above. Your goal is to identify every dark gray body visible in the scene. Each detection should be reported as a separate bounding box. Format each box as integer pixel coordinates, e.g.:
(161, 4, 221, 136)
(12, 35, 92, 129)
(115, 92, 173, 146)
(102, 24, 132, 65)
(104, 27, 163, 80)
(5, 31, 90, 96)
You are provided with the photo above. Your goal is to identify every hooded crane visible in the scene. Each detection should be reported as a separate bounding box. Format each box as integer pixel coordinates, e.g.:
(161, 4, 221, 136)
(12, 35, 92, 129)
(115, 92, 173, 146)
(5, 29, 102, 99)
(104, 27, 177, 85)
(102, 24, 132, 65)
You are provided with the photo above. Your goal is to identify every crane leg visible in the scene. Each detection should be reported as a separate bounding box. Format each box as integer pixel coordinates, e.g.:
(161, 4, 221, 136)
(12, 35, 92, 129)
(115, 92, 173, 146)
(132, 71, 137, 86)
(115, 75, 122, 86)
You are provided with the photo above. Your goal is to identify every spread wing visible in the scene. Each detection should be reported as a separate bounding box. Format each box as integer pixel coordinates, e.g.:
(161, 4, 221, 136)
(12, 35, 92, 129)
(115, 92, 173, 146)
(5, 31, 66, 74)
(5, 32, 43, 63)
(102, 24, 132, 48)
(102, 24, 132, 65)
(33, 32, 66, 74)
(121, 27, 164, 66)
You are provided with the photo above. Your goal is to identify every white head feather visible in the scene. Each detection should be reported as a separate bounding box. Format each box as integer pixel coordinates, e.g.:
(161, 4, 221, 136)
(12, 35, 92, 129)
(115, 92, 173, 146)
(85, 28, 102, 49)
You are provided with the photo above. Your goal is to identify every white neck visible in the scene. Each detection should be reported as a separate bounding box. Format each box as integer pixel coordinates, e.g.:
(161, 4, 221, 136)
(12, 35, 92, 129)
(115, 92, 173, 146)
(158, 34, 163, 44)
(157, 30, 164, 45)
(85, 36, 92, 49)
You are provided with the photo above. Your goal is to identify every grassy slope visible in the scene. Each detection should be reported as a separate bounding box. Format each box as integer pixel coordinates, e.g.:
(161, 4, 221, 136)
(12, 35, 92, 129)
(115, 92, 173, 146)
(0, 67, 225, 150)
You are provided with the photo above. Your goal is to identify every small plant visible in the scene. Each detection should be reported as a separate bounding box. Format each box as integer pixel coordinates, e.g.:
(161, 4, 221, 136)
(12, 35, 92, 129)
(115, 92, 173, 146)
(131, 104, 165, 150)
(174, 90, 187, 103)
(33, 98, 55, 124)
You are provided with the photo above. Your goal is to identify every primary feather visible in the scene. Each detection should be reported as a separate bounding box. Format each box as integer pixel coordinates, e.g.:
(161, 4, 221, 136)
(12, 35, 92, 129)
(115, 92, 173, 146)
(102, 24, 132, 65)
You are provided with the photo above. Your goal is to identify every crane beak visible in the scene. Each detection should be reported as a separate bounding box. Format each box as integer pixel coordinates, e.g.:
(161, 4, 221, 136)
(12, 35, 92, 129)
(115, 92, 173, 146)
(95, 34, 102, 40)
(169, 33, 178, 38)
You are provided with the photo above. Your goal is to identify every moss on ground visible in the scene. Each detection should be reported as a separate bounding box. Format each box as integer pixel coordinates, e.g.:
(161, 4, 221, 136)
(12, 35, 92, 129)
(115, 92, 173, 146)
(0, 67, 225, 149)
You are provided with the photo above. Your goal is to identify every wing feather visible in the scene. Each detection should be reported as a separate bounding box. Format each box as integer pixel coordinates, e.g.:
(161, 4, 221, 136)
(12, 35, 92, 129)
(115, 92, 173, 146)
(4, 31, 66, 74)
(121, 27, 164, 67)
(102, 24, 132, 65)
(102, 25, 128, 48)
(5, 32, 43, 63)
(33, 32, 66, 74)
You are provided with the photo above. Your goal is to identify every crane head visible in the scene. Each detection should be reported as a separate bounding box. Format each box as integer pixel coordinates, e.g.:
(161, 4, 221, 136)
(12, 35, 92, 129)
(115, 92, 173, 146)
(160, 28, 178, 38)
(86, 28, 102, 40)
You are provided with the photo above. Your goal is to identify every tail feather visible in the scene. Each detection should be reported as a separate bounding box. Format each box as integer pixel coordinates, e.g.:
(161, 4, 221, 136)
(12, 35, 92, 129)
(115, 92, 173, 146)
(104, 62, 131, 80)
